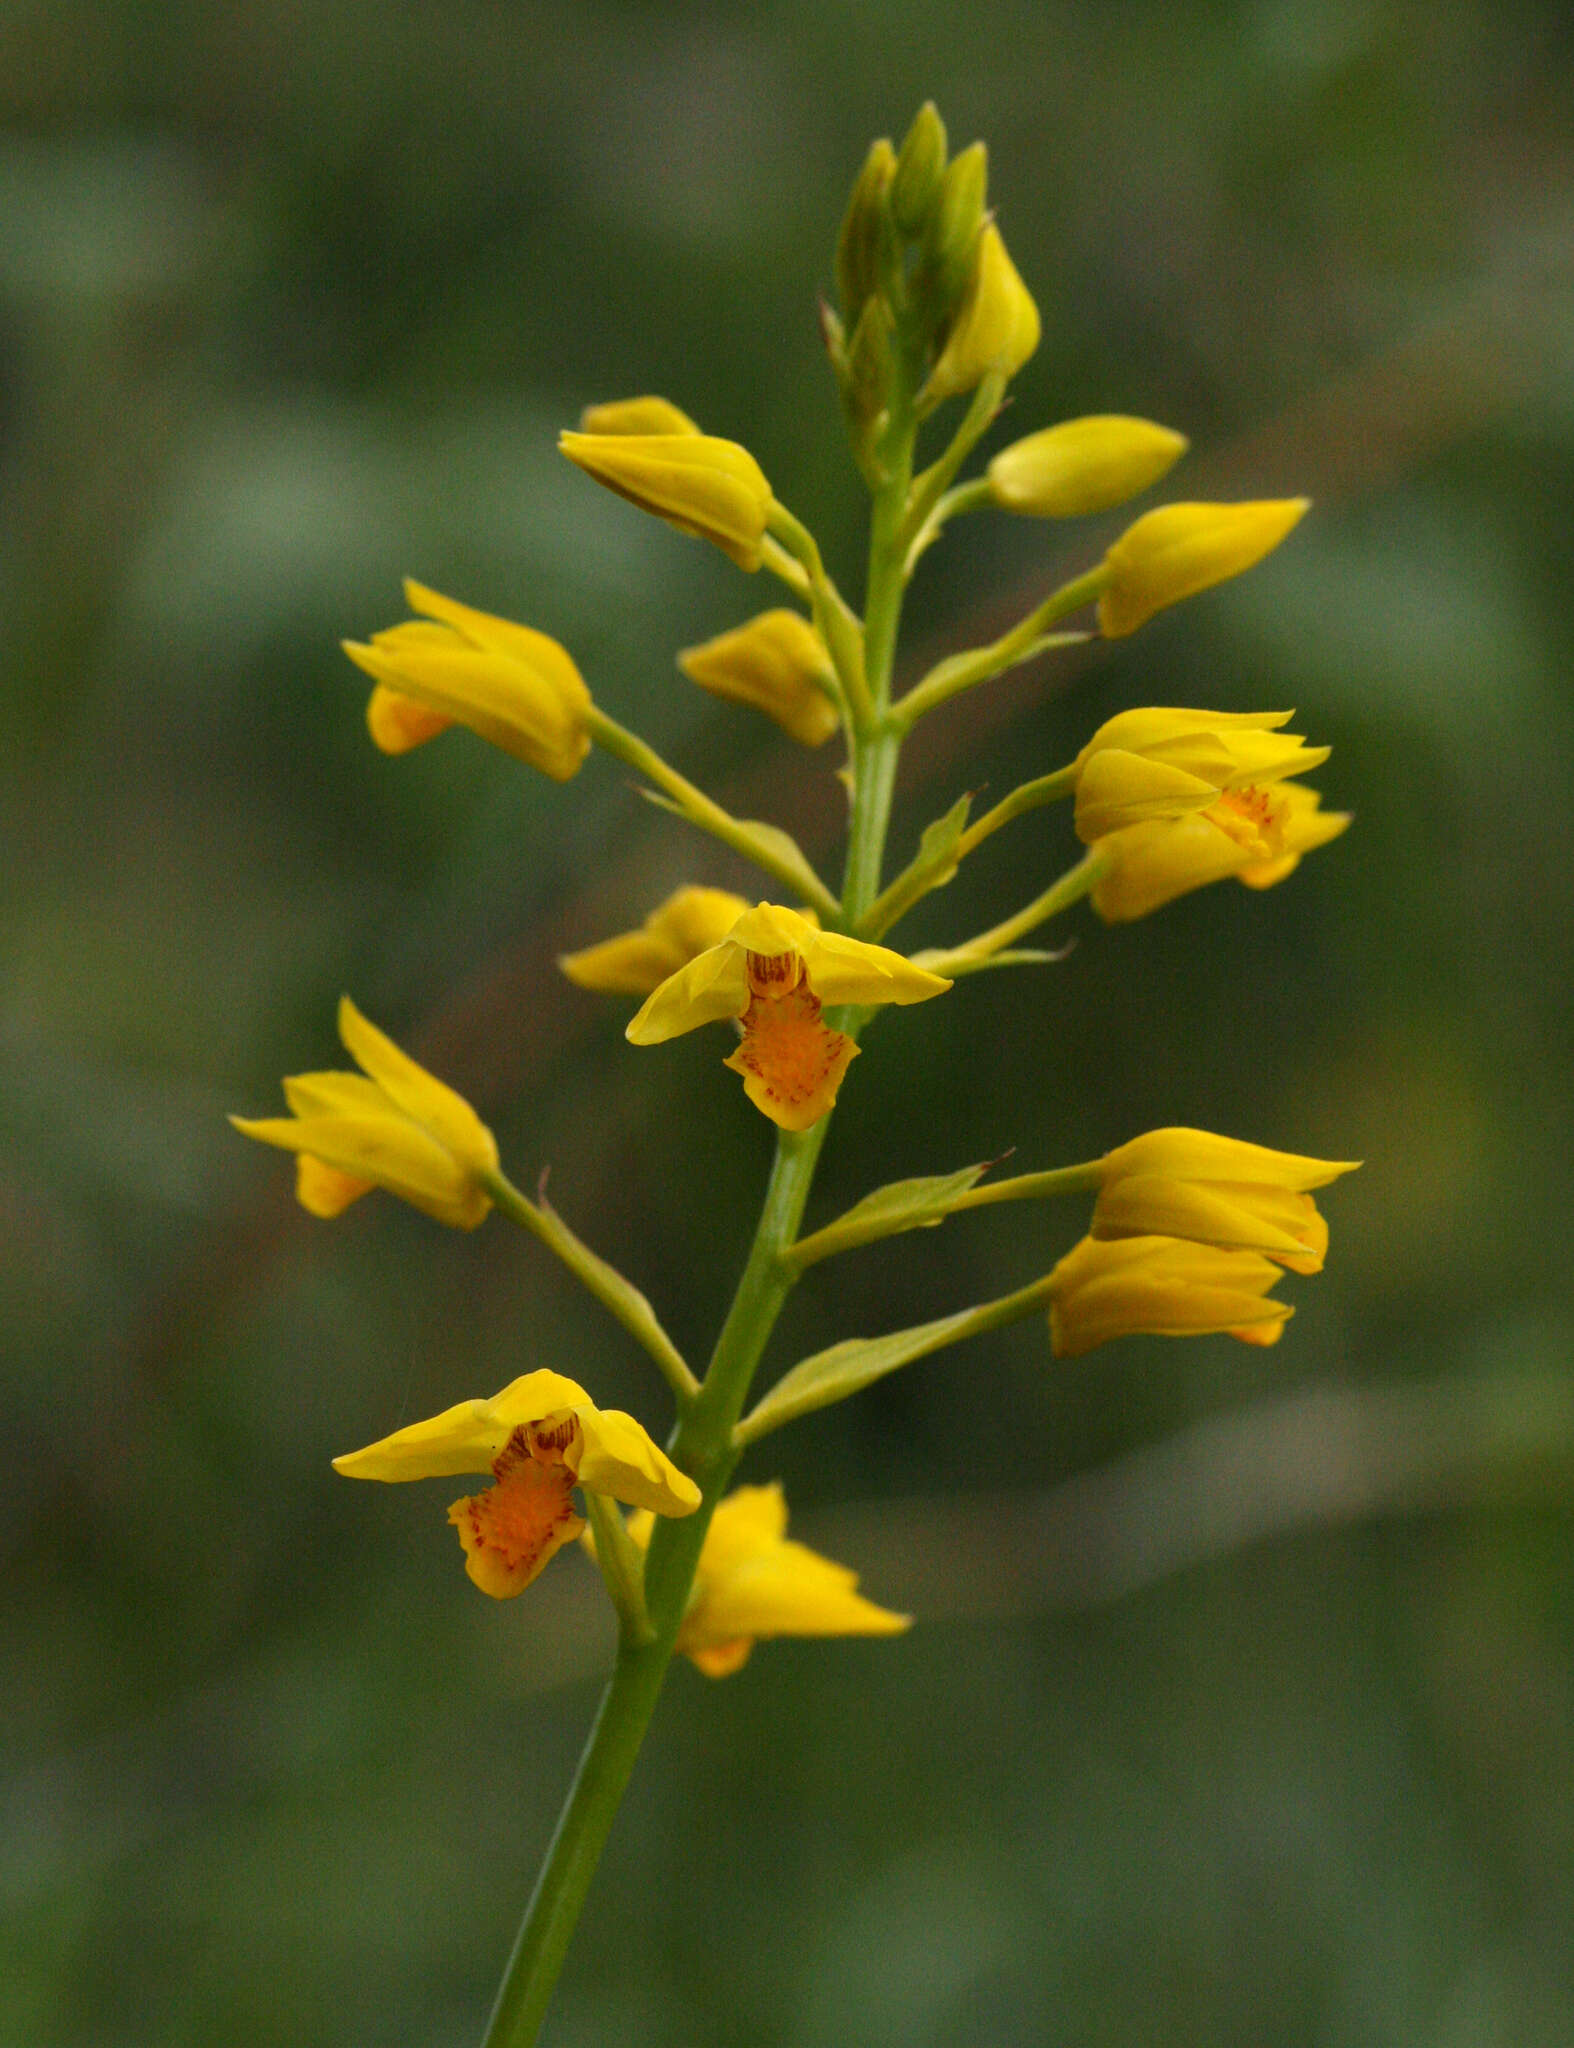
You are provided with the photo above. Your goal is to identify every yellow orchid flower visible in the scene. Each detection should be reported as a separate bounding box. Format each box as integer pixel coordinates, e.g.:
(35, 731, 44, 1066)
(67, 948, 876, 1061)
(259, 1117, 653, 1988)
(625, 904, 951, 1132)
(334, 1369, 700, 1600)
(558, 429, 774, 570)
(343, 580, 592, 781)
(615, 1482, 909, 1677)
(920, 221, 1041, 407)
(1089, 782, 1349, 922)
(678, 610, 840, 746)
(987, 415, 1188, 518)
(559, 886, 752, 997)
(1092, 1128, 1360, 1274)
(1071, 706, 1330, 848)
(1048, 1234, 1294, 1359)
(1098, 499, 1309, 638)
(231, 997, 499, 1228)
(577, 395, 701, 436)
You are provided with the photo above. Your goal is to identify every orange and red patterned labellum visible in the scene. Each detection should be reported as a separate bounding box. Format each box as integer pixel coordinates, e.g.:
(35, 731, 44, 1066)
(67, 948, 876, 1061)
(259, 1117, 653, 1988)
(724, 958, 858, 1132)
(448, 1427, 585, 1598)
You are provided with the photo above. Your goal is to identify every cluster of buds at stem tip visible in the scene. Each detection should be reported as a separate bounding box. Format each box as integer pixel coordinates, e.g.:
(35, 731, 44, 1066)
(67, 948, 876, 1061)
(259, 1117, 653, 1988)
(823, 104, 1040, 455)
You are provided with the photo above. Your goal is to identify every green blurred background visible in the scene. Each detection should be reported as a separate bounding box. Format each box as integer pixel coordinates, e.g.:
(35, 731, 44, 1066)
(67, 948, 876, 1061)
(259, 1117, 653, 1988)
(5, 2, 1574, 2042)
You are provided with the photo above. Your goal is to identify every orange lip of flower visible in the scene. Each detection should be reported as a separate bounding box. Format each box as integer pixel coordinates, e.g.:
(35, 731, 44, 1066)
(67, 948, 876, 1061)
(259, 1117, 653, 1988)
(1207, 783, 1287, 859)
(449, 1426, 587, 1599)
(725, 952, 859, 1133)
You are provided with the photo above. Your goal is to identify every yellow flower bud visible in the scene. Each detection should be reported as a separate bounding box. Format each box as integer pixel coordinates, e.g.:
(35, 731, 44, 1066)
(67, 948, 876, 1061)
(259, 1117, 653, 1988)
(231, 998, 499, 1229)
(559, 886, 751, 996)
(1092, 1128, 1360, 1275)
(606, 1483, 909, 1678)
(1071, 707, 1330, 844)
(920, 221, 1041, 408)
(1048, 1234, 1294, 1359)
(988, 415, 1188, 518)
(577, 395, 701, 436)
(626, 903, 950, 1132)
(678, 609, 840, 746)
(559, 430, 774, 570)
(1098, 499, 1309, 638)
(1089, 782, 1349, 922)
(343, 580, 592, 781)
(334, 1369, 700, 1600)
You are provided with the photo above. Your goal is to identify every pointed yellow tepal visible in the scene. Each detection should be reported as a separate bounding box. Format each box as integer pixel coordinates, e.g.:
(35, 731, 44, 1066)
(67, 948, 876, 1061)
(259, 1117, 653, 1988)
(626, 904, 950, 1131)
(559, 429, 774, 570)
(335, 1369, 699, 1600)
(921, 220, 1040, 407)
(1098, 499, 1309, 637)
(559, 886, 751, 997)
(230, 998, 500, 1228)
(343, 581, 592, 780)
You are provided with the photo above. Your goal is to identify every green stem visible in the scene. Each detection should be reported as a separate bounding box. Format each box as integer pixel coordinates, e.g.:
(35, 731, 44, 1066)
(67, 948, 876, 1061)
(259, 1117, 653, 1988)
(584, 706, 840, 921)
(891, 565, 1108, 730)
(916, 849, 1108, 976)
(478, 393, 922, 2048)
(954, 765, 1077, 858)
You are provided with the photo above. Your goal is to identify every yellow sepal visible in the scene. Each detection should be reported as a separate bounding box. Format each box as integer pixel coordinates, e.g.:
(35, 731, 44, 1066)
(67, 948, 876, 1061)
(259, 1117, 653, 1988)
(559, 886, 751, 997)
(578, 395, 701, 436)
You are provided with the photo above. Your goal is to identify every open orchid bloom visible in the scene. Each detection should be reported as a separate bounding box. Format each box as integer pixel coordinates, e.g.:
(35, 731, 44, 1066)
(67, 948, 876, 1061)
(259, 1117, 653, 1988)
(334, 1370, 700, 1600)
(625, 904, 950, 1131)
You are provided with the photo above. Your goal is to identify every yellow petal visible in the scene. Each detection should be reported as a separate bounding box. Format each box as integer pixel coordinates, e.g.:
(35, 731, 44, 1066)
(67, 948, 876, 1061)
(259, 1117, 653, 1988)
(1091, 1177, 1328, 1269)
(1098, 499, 1309, 638)
(578, 395, 701, 436)
(571, 1406, 701, 1516)
(795, 925, 953, 1007)
(625, 936, 753, 1043)
(559, 431, 773, 570)
(1048, 1234, 1292, 1358)
(988, 415, 1188, 518)
(1090, 814, 1256, 922)
(1074, 707, 1294, 773)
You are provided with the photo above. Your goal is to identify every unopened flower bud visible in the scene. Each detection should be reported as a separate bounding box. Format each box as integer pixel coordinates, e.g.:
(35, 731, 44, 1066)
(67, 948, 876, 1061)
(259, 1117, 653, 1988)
(988, 416, 1189, 518)
(918, 141, 987, 312)
(834, 138, 897, 319)
(678, 609, 840, 746)
(1098, 499, 1309, 637)
(920, 221, 1040, 408)
(890, 101, 948, 235)
(559, 430, 774, 570)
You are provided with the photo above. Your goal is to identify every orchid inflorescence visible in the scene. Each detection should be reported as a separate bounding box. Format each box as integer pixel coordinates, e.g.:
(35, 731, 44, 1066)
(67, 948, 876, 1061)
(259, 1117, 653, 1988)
(233, 103, 1356, 2046)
